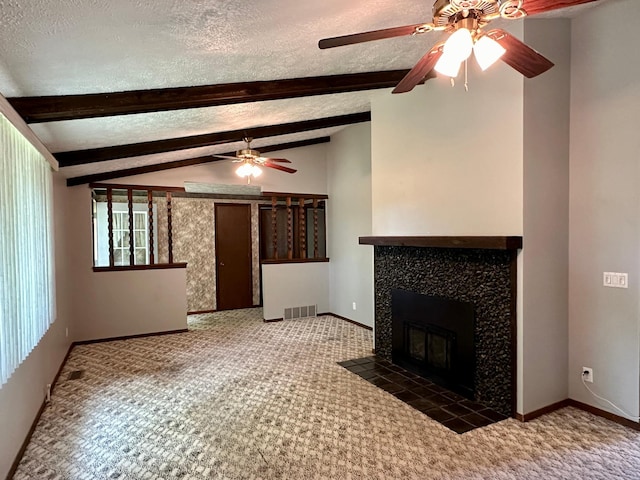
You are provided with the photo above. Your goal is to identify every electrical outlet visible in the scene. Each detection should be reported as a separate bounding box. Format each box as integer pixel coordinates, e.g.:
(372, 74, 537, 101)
(65, 327, 68, 338)
(352, 302, 357, 311)
(582, 367, 593, 383)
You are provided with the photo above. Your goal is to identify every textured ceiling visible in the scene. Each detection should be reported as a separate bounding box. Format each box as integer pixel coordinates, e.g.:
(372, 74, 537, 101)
(0, 0, 608, 180)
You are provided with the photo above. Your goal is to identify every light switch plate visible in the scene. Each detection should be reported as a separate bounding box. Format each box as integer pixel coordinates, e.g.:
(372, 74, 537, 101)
(603, 272, 628, 288)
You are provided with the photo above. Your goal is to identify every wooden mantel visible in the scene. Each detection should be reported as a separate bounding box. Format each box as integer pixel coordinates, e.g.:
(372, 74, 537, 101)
(358, 236, 523, 250)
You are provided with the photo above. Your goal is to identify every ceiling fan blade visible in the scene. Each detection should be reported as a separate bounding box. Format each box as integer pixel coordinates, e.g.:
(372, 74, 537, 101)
(487, 29, 554, 78)
(392, 42, 445, 94)
(522, 0, 599, 16)
(264, 162, 297, 174)
(259, 157, 292, 163)
(319, 23, 430, 49)
(211, 154, 241, 161)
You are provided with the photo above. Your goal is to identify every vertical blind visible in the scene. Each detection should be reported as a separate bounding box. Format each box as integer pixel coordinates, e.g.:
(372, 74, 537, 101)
(0, 113, 55, 387)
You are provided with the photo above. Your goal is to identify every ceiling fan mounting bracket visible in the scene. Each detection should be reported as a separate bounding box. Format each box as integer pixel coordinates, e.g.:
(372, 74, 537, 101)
(237, 148, 261, 159)
(452, 16, 480, 33)
(432, 0, 500, 28)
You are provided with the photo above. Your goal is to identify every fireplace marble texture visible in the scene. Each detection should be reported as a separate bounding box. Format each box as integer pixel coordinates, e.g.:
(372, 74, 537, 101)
(373, 245, 517, 417)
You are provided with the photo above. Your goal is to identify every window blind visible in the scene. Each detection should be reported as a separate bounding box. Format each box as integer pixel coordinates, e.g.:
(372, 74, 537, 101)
(0, 113, 55, 387)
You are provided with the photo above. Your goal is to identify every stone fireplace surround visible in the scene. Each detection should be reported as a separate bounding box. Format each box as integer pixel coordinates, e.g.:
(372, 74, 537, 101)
(359, 236, 521, 417)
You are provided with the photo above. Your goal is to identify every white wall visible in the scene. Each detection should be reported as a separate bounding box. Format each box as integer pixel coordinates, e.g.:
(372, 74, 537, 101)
(370, 30, 524, 236)
(262, 262, 330, 321)
(0, 173, 72, 479)
(569, 0, 640, 418)
(520, 19, 571, 414)
(327, 123, 374, 327)
(65, 186, 188, 342)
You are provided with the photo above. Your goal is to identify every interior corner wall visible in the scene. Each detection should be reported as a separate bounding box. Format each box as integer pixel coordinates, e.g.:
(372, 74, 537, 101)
(262, 262, 330, 321)
(0, 172, 72, 479)
(569, 0, 640, 418)
(326, 123, 374, 328)
(370, 25, 524, 237)
(65, 186, 188, 342)
(521, 19, 571, 414)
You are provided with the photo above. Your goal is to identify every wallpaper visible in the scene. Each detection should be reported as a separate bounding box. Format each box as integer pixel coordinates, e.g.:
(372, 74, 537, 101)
(155, 197, 169, 264)
(173, 198, 216, 313)
(172, 198, 261, 312)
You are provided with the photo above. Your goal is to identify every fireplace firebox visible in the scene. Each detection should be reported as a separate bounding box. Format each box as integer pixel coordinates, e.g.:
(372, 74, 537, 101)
(392, 289, 475, 399)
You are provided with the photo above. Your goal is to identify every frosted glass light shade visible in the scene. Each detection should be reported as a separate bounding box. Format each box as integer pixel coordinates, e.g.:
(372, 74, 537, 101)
(474, 35, 506, 71)
(434, 52, 462, 78)
(443, 28, 473, 61)
(236, 163, 262, 178)
(236, 163, 253, 177)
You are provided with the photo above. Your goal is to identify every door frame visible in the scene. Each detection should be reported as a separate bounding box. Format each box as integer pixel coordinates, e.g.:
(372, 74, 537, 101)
(214, 202, 253, 311)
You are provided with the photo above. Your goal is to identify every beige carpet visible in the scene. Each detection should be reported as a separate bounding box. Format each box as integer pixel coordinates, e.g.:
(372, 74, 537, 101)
(14, 308, 640, 479)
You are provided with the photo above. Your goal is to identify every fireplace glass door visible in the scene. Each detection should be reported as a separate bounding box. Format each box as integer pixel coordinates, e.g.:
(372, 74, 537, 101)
(406, 323, 455, 376)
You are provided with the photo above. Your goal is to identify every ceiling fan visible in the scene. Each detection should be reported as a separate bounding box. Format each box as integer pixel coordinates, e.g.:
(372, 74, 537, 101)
(319, 0, 598, 93)
(212, 137, 297, 182)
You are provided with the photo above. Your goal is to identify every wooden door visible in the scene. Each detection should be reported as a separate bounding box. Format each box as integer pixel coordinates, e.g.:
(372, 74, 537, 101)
(215, 204, 253, 310)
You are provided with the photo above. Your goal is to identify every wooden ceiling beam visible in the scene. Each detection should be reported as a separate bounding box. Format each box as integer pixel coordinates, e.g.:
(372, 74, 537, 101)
(65, 137, 330, 187)
(55, 112, 370, 167)
(9, 70, 422, 123)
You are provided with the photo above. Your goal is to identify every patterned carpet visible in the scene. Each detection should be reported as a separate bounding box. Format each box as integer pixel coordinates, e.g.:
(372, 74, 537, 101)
(14, 309, 640, 479)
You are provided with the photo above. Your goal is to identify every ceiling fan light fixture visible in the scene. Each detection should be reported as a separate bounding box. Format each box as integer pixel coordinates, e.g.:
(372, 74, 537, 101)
(251, 165, 262, 177)
(443, 27, 473, 62)
(473, 34, 506, 70)
(236, 162, 263, 178)
(236, 162, 253, 178)
(434, 52, 462, 78)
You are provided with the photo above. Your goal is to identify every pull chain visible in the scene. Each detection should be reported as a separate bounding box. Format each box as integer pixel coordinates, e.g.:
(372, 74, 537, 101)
(464, 59, 469, 92)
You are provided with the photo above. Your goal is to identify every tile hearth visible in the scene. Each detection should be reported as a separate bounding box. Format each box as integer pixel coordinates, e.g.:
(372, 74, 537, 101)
(339, 356, 507, 434)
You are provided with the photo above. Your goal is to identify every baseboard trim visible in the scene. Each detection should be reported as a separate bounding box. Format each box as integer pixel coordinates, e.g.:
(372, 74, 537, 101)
(188, 309, 216, 315)
(7, 342, 75, 480)
(515, 397, 640, 431)
(263, 318, 283, 323)
(568, 398, 640, 431)
(319, 312, 373, 331)
(74, 328, 189, 345)
(516, 399, 570, 422)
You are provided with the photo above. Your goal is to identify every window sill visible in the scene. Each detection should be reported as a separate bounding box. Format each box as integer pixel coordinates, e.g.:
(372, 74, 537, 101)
(261, 258, 329, 265)
(93, 263, 187, 272)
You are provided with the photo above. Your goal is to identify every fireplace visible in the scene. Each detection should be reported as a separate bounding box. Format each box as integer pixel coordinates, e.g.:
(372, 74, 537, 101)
(392, 289, 475, 399)
(360, 236, 521, 417)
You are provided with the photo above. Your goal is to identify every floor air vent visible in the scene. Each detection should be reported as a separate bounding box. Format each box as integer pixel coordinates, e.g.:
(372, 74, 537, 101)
(284, 305, 317, 320)
(67, 370, 85, 380)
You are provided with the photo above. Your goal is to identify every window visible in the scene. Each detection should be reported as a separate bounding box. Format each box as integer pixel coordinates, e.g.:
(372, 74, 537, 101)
(0, 113, 55, 387)
(91, 184, 182, 270)
(112, 211, 148, 266)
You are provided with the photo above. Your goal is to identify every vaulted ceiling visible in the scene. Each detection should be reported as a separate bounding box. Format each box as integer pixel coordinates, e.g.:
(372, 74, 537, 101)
(0, 0, 604, 185)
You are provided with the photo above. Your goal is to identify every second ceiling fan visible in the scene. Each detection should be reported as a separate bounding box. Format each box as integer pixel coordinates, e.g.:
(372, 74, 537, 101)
(212, 137, 297, 182)
(319, 0, 599, 93)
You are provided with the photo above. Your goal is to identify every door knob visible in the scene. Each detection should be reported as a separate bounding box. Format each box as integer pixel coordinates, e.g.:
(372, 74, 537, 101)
(220, 262, 225, 266)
